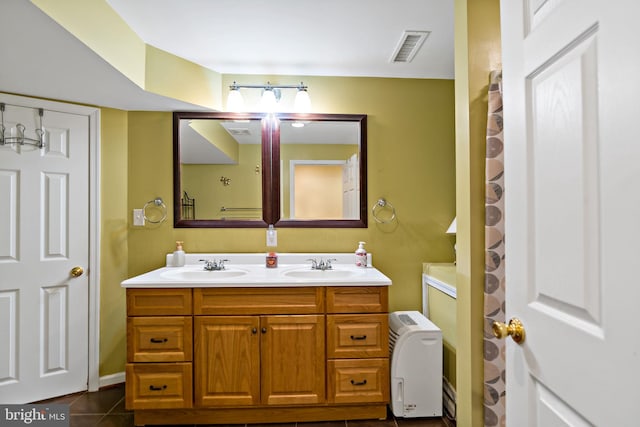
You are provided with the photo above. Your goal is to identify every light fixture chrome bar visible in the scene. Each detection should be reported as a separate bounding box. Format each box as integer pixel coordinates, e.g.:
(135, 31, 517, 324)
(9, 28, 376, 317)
(0, 103, 46, 149)
(229, 81, 307, 91)
(227, 81, 310, 113)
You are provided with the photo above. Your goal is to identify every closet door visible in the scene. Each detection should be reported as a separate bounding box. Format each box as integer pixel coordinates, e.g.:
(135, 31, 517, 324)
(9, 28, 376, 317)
(0, 102, 90, 403)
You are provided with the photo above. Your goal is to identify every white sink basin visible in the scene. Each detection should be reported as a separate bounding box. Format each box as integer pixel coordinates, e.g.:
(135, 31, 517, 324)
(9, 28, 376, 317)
(283, 269, 361, 279)
(160, 268, 249, 280)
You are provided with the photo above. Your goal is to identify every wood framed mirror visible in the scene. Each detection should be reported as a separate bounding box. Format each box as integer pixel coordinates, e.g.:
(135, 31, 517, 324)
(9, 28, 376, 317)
(173, 112, 367, 228)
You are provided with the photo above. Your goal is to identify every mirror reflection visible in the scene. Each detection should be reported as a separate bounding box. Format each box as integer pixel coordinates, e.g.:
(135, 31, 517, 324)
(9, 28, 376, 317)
(173, 112, 367, 228)
(179, 118, 263, 221)
(279, 119, 360, 220)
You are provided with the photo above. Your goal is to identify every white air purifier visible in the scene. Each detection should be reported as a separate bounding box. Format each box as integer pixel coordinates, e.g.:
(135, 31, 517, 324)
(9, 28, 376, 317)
(389, 310, 443, 417)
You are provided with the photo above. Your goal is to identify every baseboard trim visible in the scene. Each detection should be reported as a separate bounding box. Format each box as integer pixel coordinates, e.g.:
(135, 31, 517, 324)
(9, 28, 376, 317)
(99, 372, 125, 389)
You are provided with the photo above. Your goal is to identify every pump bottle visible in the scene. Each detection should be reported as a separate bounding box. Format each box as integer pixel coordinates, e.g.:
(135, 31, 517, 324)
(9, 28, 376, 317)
(355, 241, 367, 267)
(173, 241, 185, 267)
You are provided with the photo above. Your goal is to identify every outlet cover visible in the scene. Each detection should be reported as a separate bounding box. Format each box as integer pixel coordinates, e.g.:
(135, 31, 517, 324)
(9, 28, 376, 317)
(266, 228, 277, 246)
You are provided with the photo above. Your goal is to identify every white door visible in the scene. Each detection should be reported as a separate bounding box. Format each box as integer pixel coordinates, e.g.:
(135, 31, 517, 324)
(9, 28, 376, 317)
(0, 102, 90, 403)
(501, 0, 640, 425)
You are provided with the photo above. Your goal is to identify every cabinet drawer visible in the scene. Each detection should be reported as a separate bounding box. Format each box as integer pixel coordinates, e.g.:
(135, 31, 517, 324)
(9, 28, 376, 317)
(327, 314, 388, 358)
(194, 287, 324, 314)
(127, 317, 193, 362)
(125, 363, 193, 409)
(127, 288, 192, 316)
(326, 287, 388, 313)
(327, 359, 389, 404)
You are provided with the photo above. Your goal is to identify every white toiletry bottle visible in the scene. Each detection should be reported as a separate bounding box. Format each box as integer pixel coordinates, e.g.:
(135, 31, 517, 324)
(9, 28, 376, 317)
(173, 241, 185, 267)
(355, 241, 367, 267)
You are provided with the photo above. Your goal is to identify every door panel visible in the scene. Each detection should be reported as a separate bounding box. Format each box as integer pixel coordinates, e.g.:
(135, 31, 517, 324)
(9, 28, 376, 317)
(0, 170, 18, 260)
(42, 285, 68, 374)
(527, 29, 602, 333)
(0, 290, 18, 383)
(43, 172, 69, 259)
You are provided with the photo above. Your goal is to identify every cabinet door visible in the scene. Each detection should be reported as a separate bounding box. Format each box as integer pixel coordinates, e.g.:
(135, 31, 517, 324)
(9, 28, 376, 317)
(194, 316, 260, 406)
(261, 315, 325, 405)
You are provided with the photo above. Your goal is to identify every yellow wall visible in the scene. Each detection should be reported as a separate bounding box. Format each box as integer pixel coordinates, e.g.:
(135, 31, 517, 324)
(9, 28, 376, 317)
(454, 0, 502, 425)
(126, 76, 456, 299)
(99, 108, 129, 375)
(428, 287, 457, 385)
(87, 76, 456, 385)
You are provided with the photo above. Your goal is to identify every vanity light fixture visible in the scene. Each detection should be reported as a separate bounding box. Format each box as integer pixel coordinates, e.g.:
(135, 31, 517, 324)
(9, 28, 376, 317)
(227, 81, 311, 113)
(0, 103, 46, 149)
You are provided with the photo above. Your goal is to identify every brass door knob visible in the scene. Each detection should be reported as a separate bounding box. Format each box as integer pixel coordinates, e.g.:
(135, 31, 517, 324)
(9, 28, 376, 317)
(492, 318, 526, 344)
(70, 266, 84, 278)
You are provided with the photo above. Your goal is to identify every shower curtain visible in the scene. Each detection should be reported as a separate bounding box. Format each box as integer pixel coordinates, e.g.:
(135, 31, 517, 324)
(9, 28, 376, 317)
(483, 70, 506, 427)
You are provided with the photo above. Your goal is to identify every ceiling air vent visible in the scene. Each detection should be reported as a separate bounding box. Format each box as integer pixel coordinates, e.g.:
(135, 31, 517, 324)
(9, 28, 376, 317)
(226, 128, 251, 136)
(390, 30, 430, 63)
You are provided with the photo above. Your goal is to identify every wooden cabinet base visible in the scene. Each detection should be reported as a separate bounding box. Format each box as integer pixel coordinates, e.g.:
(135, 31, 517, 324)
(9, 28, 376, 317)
(132, 404, 388, 426)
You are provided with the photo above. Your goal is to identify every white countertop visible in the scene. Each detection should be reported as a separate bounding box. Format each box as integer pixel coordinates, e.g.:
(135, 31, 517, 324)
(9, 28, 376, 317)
(121, 253, 392, 288)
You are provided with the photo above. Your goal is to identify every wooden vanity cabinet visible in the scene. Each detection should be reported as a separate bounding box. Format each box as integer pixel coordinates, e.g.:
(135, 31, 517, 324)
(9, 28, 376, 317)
(126, 285, 389, 426)
(125, 288, 193, 410)
(194, 288, 325, 407)
(326, 287, 390, 404)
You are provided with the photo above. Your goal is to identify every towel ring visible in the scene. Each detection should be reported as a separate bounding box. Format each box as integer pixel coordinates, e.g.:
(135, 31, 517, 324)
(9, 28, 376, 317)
(372, 198, 396, 224)
(143, 197, 167, 224)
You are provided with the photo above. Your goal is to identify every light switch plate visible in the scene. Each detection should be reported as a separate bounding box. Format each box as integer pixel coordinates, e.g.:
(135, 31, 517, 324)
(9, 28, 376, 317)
(133, 209, 145, 226)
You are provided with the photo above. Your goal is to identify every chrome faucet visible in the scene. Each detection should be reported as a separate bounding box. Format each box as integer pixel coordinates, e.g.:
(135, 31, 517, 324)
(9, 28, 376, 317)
(307, 258, 337, 271)
(199, 259, 228, 271)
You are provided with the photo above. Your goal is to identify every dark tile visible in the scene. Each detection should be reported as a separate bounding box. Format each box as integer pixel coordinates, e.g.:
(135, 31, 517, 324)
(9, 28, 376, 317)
(395, 417, 448, 427)
(107, 397, 130, 415)
(33, 391, 86, 406)
(36, 383, 450, 427)
(248, 424, 293, 427)
(96, 413, 135, 427)
(347, 418, 396, 427)
(297, 421, 347, 427)
(70, 414, 104, 427)
(70, 386, 125, 414)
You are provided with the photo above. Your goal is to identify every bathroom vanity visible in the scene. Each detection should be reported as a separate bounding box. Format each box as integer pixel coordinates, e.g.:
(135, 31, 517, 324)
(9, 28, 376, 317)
(121, 253, 391, 426)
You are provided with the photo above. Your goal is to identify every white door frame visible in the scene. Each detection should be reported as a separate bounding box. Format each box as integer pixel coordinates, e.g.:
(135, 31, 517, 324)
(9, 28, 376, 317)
(0, 92, 101, 392)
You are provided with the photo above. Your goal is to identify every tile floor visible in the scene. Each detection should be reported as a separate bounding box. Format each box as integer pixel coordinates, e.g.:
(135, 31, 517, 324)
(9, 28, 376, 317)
(36, 384, 455, 427)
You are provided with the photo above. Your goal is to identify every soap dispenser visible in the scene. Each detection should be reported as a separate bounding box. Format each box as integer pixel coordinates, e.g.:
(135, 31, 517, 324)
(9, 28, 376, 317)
(355, 241, 367, 267)
(173, 241, 185, 267)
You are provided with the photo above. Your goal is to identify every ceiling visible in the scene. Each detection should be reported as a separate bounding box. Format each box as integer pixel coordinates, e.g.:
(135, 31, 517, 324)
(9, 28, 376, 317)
(0, 0, 454, 111)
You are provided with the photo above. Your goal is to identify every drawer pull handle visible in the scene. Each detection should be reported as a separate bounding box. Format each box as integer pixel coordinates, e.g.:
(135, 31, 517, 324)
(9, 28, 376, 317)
(149, 385, 167, 391)
(150, 338, 168, 343)
(350, 379, 367, 386)
(261, 327, 267, 334)
(350, 335, 367, 340)
(252, 328, 258, 334)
